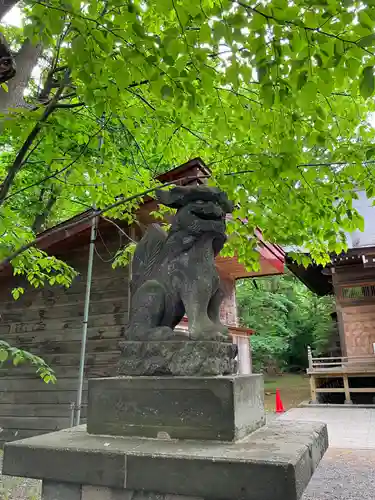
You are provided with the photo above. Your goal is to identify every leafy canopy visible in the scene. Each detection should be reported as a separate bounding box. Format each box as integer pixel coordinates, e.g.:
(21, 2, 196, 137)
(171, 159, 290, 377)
(2, 0, 375, 276)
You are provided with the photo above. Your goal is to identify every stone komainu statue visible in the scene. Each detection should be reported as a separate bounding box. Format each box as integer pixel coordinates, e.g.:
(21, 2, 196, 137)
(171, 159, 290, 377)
(0, 33, 16, 84)
(126, 184, 234, 341)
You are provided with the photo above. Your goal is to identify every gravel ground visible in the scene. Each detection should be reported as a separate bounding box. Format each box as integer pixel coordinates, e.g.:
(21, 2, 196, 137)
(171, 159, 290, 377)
(0, 453, 40, 500)
(302, 448, 375, 500)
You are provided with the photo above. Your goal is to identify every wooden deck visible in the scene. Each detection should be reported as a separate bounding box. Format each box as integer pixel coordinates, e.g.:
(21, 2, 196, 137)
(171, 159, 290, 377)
(307, 347, 375, 404)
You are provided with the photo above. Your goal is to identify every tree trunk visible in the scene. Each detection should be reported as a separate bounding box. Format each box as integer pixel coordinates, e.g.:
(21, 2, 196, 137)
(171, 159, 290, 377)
(32, 188, 60, 233)
(0, 38, 42, 113)
(0, 0, 19, 19)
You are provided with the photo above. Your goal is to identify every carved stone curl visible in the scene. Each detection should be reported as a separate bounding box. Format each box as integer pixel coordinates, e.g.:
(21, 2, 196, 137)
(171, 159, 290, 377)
(118, 185, 237, 376)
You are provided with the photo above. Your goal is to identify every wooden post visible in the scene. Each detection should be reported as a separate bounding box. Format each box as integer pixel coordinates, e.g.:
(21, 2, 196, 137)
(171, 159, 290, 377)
(307, 345, 313, 371)
(249, 337, 253, 374)
(309, 375, 318, 404)
(343, 374, 352, 404)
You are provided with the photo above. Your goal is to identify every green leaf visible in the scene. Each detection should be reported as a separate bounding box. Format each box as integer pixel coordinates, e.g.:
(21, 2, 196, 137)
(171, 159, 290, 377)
(0, 350, 8, 363)
(346, 58, 361, 79)
(260, 83, 274, 108)
(13, 354, 23, 366)
(360, 66, 375, 99)
(297, 71, 308, 90)
(199, 23, 211, 43)
(301, 255, 311, 268)
(357, 215, 365, 232)
(11, 287, 24, 300)
(226, 63, 239, 86)
(358, 34, 375, 47)
(314, 54, 323, 67)
(300, 81, 317, 101)
(359, 10, 374, 31)
(161, 85, 173, 99)
(1, 82, 8, 92)
(366, 147, 375, 160)
(257, 64, 268, 82)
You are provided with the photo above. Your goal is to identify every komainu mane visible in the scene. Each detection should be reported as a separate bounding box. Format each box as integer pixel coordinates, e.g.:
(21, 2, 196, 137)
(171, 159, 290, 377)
(125, 184, 234, 341)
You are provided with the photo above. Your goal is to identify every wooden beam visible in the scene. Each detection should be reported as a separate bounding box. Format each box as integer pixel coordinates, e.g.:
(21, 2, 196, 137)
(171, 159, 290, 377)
(349, 388, 375, 393)
(316, 387, 375, 394)
(316, 388, 345, 393)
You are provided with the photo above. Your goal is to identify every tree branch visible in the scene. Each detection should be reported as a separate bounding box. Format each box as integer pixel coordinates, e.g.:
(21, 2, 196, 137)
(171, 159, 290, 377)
(0, 0, 18, 20)
(180, 124, 211, 146)
(3, 116, 111, 202)
(0, 70, 71, 205)
(236, 1, 375, 57)
(126, 87, 156, 110)
(31, 186, 60, 233)
(55, 102, 85, 109)
(117, 117, 151, 171)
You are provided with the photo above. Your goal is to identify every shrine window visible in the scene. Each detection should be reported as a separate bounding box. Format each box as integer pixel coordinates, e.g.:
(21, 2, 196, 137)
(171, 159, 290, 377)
(338, 283, 375, 302)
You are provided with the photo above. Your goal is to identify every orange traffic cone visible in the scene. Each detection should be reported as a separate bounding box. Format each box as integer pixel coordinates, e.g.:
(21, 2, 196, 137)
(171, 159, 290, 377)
(275, 389, 284, 413)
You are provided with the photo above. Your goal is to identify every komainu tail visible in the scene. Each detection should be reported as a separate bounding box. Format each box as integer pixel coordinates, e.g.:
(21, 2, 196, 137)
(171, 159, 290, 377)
(131, 223, 167, 293)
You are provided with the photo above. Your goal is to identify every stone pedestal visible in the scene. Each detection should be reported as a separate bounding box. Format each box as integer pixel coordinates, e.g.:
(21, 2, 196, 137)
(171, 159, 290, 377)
(2, 374, 328, 500)
(118, 341, 237, 376)
(87, 375, 265, 440)
(3, 420, 328, 500)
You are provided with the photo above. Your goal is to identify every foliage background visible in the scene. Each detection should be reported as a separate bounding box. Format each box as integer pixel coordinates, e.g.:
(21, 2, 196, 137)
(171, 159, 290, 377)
(237, 274, 335, 373)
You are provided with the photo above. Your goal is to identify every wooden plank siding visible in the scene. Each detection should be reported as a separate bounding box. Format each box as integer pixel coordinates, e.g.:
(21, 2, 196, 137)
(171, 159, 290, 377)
(333, 263, 375, 358)
(0, 232, 129, 447)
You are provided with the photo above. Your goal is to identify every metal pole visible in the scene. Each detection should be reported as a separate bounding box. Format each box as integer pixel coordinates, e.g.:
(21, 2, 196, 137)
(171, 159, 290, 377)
(127, 226, 136, 321)
(73, 113, 104, 426)
(69, 401, 75, 428)
(74, 213, 97, 426)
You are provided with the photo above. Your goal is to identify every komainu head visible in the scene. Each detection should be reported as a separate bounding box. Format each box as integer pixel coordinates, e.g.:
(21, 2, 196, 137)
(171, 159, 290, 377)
(156, 185, 233, 249)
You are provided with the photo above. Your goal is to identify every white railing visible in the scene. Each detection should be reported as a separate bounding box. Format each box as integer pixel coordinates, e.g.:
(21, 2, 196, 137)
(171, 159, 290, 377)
(307, 346, 375, 404)
(307, 346, 375, 372)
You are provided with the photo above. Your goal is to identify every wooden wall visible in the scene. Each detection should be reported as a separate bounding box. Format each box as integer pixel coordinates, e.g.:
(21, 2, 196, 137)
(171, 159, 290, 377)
(333, 263, 375, 357)
(340, 305, 375, 356)
(0, 231, 129, 447)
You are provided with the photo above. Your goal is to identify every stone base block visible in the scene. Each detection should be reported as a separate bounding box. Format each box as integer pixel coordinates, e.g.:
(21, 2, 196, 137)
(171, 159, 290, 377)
(3, 420, 328, 500)
(117, 340, 237, 376)
(87, 375, 265, 441)
(42, 481, 81, 499)
(42, 482, 199, 500)
(81, 486, 202, 500)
